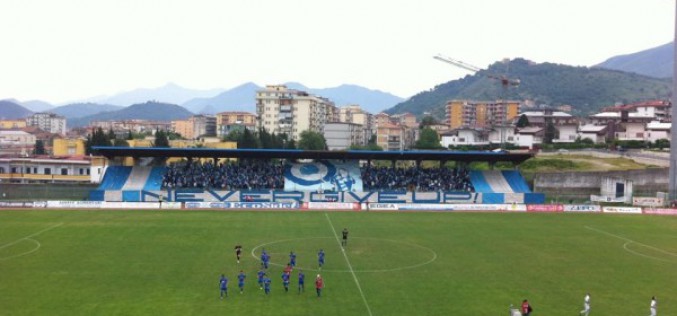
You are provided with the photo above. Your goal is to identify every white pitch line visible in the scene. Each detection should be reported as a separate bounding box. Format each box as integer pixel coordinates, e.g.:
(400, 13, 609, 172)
(0, 238, 41, 261)
(585, 226, 677, 257)
(325, 213, 373, 316)
(0, 222, 63, 250)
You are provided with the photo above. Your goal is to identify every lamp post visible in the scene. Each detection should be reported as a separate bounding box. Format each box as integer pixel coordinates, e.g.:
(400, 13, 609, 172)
(669, 0, 677, 200)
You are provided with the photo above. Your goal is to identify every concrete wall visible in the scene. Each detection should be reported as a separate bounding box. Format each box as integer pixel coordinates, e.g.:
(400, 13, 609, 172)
(534, 168, 668, 193)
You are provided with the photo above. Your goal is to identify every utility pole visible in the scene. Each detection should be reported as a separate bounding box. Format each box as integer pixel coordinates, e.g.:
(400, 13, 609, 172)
(670, 0, 677, 200)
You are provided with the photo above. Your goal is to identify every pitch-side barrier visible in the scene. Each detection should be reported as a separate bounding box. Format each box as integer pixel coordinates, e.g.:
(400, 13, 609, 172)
(3, 201, 677, 216)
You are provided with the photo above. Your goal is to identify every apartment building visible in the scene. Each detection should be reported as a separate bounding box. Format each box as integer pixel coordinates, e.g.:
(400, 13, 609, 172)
(256, 85, 338, 141)
(53, 139, 86, 156)
(0, 130, 36, 156)
(520, 109, 579, 143)
(215, 111, 257, 137)
(90, 120, 171, 136)
(0, 156, 103, 184)
(0, 120, 27, 129)
(172, 115, 216, 140)
(324, 122, 364, 150)
(338, 105, 373, 144)
(376, 123, 405, 151)
(26, 112, 67, 135)
(446, 100, 520, 129)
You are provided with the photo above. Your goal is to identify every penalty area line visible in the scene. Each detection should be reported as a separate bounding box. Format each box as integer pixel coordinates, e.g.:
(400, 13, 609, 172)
(0, 222, 63, 250)
(585, 226, 677, 257)
(325, 213, 373, 316)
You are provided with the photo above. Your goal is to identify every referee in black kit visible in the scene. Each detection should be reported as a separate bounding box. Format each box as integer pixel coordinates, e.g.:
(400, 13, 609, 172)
(341, 228, 348, 247)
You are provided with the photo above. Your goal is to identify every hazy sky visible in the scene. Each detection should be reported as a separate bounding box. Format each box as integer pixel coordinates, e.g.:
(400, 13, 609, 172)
(0, 0, 674, 104)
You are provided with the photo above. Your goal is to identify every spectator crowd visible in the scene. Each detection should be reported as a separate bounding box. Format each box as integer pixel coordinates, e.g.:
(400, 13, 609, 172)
(360, 165, 474, 192)
(162, 160, 475, 192)
(162, 160, 284, 190)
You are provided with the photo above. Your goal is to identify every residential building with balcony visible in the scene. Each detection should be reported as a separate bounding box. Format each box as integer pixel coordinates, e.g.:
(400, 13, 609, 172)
(339, 105, 373, 143)
(256, 85, 338, 141)
(26, 112, 67, 135)
(0, 120, 27, 129)
(324, 122, 364, 150)
(520, 109, 578, 143)
(215, 111, 257, 137)
(376, 123, 405, 151)
(90, 120, 171, 136)
(53, 139, 86, 156)
(446, 100, 520, 129)
(0, 130, 36, 156)
(0, 155, 105, 184)
(172, 115, 216, 140)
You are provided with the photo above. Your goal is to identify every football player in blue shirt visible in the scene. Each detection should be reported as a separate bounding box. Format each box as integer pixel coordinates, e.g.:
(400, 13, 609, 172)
(260, 249, 270, 269)
(281, 272, 290, 293)
(289, 251, 297, 267)
(237, 270, 246, 294)
(318, 249, 325, 269)
(257, 269, 266, 289)
(263, 276, 272, 295)
(219, 274, 228, 299)
(298, 270, 305, 294)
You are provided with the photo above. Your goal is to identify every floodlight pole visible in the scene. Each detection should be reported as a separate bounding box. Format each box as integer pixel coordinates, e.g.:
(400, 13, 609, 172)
(670, 0, 677, 200)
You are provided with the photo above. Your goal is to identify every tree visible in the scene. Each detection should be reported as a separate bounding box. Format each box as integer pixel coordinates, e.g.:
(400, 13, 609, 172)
(271, 132, 284, 149)
(85, 127, 112, 155)
(297, 130, 327, 150)
(543, 121, 558, 144)
(286, 138, 297, 150)
(654, 138, 670, 150)
(113, 139, 130, 147)
(414, 127, 442, 149)
(154, 130, 170, 148)
(239, 128, 259, 149)
(516, 114, 530, 128)
(258, 128, 273, 149)
(419, 116, 438, 129)
(126, 130, 134, 140)
(224, 130, 242, 143)
(107, 129, 116, 142)
(33, 139, 46, 155)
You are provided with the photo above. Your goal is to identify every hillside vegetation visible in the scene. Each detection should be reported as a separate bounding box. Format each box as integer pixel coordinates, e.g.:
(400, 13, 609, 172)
(387, 58, 670, 117)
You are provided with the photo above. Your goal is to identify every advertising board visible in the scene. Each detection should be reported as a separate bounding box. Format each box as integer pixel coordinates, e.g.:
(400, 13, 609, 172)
(301, 202, 360, 210)
(602, 206, 642, 214)
(46, 201, 103, 209)
(563, 205, 601, 212)
(527, 204, 564, 212)
(642, 208, 677, 215)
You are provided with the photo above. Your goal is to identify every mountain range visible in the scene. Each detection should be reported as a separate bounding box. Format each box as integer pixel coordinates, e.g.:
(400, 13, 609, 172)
(0, 100, 33, 119)
(1, 41, 674, 127)
(68, 101, 193, 128)
(181, 82, 404, 114)
(76, 82, 226, 107)
(595, 42, 673, 78)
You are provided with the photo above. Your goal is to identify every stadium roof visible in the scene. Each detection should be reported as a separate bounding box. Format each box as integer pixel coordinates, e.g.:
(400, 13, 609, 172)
(92, 146, 534, 164)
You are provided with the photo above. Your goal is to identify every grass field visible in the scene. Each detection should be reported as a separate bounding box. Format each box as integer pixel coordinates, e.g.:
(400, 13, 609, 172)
(1, 210, 676, 315)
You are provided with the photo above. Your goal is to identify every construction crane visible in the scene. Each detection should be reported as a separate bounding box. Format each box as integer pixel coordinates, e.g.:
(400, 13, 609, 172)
(433, 54, 520, 87)
(433, 54, 520, 149)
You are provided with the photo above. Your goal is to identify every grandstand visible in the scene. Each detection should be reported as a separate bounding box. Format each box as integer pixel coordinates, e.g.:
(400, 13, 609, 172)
(90, 147, 544, 204)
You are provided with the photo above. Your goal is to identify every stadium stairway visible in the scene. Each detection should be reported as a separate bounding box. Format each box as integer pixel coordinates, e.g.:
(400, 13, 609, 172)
(470, 170, 531, 194)
(121, 166, 152, 191)
(89, 166, 132, 201)
(97, 166, 132, 190)
(469, 171, 493, 193)
(143, 166, 166, 191)
(502, 170, 531, 193)
(482, 170, 514, 193)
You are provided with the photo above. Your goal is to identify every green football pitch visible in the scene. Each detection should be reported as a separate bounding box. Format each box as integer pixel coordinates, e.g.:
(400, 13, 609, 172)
(0, 210, 676, 316)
